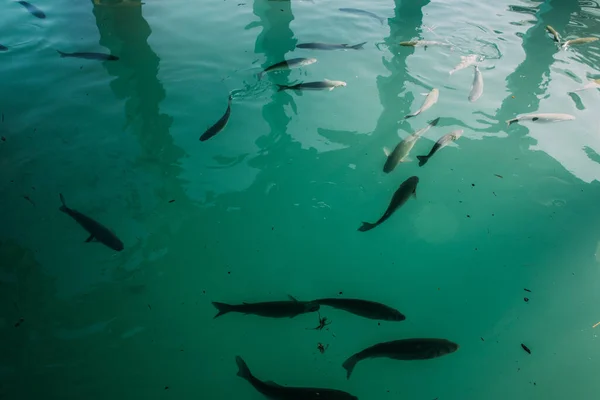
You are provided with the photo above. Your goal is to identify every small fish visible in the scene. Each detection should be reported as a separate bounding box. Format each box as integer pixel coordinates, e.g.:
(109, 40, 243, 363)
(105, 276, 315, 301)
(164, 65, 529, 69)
(449, 54, 478, 75)
(358, 176, 419, 232)
(469, 65, 484, 102)
(17, 1, 45, 19)
(405, 88, 439, 119)
(521, 343, 531, 354)
(546, 25, 560, 43)
(258, 57, 317, 80)
(400, 40, 450, 48)
(0, 44, 8, 52)
(417, 129, 463, 167)
(297, 42, 366, 51)
(315, 298, 405, 321)
(342, 338, 459, 379)
(59, 193, 124, 251)
(506, 113, 575, 126)
(277, 79, 346, 92)
(339, 7, 385, 25)
(57, 50, 119, 61)
(200, 95, 232, 142)
(562, 37, 598, 49)
(212, 295, 319, 319)
(383, 117, 440, 173)
(570, 79, 600, 92)
(236, 356, 358, 400)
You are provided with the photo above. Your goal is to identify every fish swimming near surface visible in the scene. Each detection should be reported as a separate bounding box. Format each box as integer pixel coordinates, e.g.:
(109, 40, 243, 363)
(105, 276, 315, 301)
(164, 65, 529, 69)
(570, 78, 600, 92)
(546, 25, 560, 43)
(315, 298, 406, 321)
(562, 37, 598, 49)
(17, 1, 46, 19)
(506, 113, 575, 126)
(405, 88, 439, 119)
(200, 94, 232, 142)
(236, 356, 359, 400)
(339, 7, 385, 25)
(417, 129, 463, 167)
(358, 176, 419, 232)
(342, 338, 459, 379)
(277, 79, 346, 92)
(212, 295, 319, 319)
(258, 57, 317, 80)
(0, 44, 7, 51)
(57, 50, 119, 61)
(383, 117, 440, 173)
(468, 65, 484, 102)
(400, 40, 450, 48)
(449, 54, 478, 75)
(297, 42, 366, 51)
(59, 193, 124, 252)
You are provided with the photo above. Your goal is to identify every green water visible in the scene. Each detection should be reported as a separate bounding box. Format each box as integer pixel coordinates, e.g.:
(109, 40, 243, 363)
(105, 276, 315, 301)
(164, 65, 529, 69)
(2, 0, 600, 398)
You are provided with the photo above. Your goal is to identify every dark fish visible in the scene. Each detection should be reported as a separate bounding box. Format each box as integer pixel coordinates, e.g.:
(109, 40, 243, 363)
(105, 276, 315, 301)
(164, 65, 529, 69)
(276, 79, 346, 92)
(342, 338, 459, 379)
(200, 95, 232, 142)
(521, 343, 531, 354)
(297, 42, 366, 51)
(236, 356, 358, 400)
(17, 1, 46, 19)
(212, 295, 319, 319)
(315, 298, 405, 321)
(358, 176, 419, 232)
(59, 193, 124, 252)
(0, 44, 8, 52)
(417, 129, 463, 167)
(57, 50, 119, 61)
(258, 57, 317, 80)
(339, 8, 385, 25)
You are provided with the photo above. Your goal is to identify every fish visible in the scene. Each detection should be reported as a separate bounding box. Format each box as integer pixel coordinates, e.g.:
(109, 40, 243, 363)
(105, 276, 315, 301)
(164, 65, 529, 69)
(17, 1, 45, 19)
(417, 129, 463, 166)
(236, 356, 358, 400)
(358, 176, 419, 232)
(0, 44, 7, 51)
(276, 79, 346, 92)
(339, 7, 385, 25)
(570, 79, 600, 92)
(200, 95, 232, 142)
(212, 295, 319, 319)
(562, 37, 598, 49)
(314, 298, 405, 321)
(468, 65, 484, 102)
(59, 193, 124, 252)
(258, 57, 317, 80)
(405, 88, 439, 119)
(56, 50, 119, 61)
(506, 113, 575, 126)
(297, 42, 366, 51)
(449, 54, 478, 75)
(383, 117, 440, 173)
(546, 25, 560, 43)
(342, 338, 459, 379)
(521, 343, 531, 354)
(400, 40, 450, 48)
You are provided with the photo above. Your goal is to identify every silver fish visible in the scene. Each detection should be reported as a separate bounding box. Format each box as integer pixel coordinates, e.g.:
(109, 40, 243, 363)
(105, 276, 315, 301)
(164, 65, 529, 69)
(570, 79, 600, 92)
(417, 129, 463, 166)
(339, 8, 385, 25)
(277, 79, 346, 92)
(400, 40, 450, 48)
(546, 25, 560, 43)
(506, 113, 575, 126)
(297, 42, 366, 51)
(468, 65, 483, 102)
(449, 54, 478, 75)
(383, 117, 440, 173)
(405, 88, 439, 119)
(562, 37, 598, 49)
(258, 57, 317, 80)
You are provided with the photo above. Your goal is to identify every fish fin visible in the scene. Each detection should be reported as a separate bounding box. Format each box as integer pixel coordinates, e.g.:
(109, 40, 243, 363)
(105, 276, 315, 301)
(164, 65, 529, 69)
(276, 84, 288, 92)
(212, 302, 233, 319)
(257, 71, 264, 81)
(412, 189, 417, 199)
(85, 234, 95, 243)
(235, 356, 252, 381)
(342, 354, 360, 379)
(403, 157, 412, 163)
(265, 380, 284, 388)
(383, 147, 390, 156)
(429, 117, 441, 127)
(59, 193, 69, 212)
(56, 50, 67, 58)
(417, 155, 429, 167)
(420, 92, 429, 96)
(288, 295, 298, 302)
(358, 222, 376, 232)
(349, 41, 367, 50)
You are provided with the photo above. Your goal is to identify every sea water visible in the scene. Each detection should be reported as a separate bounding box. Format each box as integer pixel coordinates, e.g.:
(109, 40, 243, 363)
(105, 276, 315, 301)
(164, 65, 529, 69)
(1, 0, 600, 399)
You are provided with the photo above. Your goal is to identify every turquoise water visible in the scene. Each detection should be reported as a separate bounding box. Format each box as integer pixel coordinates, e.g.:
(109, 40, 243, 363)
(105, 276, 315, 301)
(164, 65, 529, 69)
(2, 0, 600, 398)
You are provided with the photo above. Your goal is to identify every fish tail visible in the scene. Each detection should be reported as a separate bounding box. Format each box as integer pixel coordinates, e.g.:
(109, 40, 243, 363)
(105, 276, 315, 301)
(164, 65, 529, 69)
(429, 117, 440, 126)
(56, 50, 67, 58)
(212, 302, 234, 318)
(350, 41, 367, 50)
(342, 354, 360, 379)
(404, 113, 416, 119)
(358, 222, 376, 232)
(257, 71, 264, 81)
(59, 193, 69, 212)
(235, 356, 253, 381)
(276, 84, 290, 92)
(417, 155, 429, 167)
(506, 118, 517, 127)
